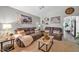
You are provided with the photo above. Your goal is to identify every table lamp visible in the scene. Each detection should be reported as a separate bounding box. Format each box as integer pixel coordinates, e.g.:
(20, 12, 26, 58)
(2, 24, 12, 33)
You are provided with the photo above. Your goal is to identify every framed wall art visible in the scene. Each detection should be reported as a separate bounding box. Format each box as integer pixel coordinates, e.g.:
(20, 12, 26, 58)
(42, 17, 49, 25)
(20, 14, 32, 24)
(50, 16, 61, 23)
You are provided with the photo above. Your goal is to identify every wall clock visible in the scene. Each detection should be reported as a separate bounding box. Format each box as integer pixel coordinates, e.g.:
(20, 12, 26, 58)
(65, 7, 75, 15)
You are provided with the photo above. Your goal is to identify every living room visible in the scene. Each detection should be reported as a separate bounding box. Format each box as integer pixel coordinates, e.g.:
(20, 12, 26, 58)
(0, 6, 79, 52)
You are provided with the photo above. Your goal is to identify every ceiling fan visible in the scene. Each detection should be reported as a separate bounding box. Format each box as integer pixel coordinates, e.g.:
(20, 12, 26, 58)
(39, 6, 45, 10)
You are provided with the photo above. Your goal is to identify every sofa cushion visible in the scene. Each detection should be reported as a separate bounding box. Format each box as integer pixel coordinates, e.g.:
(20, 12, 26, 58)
(31, 32, 43, 41)
(53, 30, 60, 34)
(15, 35, 33, 47)
(15, 27, 36, 35)
(16, 38, 25, 48)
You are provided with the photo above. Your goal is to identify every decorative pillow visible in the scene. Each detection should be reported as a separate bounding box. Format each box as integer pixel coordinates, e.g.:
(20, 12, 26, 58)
(14, 34, 22, 38)
(17, 30, 25, 34)
(26, 31, 30, 35)
(53, 30, 60, 34)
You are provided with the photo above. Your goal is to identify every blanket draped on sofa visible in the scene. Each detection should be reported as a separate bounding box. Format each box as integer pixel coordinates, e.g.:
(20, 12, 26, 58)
(15, 32, 43, 48)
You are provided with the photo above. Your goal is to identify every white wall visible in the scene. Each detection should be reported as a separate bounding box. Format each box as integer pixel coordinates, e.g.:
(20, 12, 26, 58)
(76, 16, 79, 37)
(0, 6, 40, 32)
(40, 6, 79, 28)
(39, 6, 79, 41)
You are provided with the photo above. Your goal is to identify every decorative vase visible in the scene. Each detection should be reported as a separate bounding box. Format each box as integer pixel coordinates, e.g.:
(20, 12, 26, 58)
(43, 31, 50, 41)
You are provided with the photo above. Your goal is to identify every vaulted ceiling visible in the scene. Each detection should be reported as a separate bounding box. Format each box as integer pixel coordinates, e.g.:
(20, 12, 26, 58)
(10, 6, 79, 17)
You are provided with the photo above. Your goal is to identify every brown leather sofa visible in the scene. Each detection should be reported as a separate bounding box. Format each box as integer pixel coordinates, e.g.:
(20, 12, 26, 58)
(15, 27, 36, 35)
(30, 31, 43, 41)
(15, 28, 43, 47)
(15, 31, 43, 48)
(45, 27, 63, 41)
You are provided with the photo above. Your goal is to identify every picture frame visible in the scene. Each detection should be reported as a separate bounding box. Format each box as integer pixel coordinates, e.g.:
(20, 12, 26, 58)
(51, 16, 60, 23)
(20, 14, 32, 24)
(42, 17, 49, 25)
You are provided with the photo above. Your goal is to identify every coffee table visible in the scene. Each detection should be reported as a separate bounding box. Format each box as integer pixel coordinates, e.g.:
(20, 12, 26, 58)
(0, 39, 14, 52)
(38, 36, 54, 52)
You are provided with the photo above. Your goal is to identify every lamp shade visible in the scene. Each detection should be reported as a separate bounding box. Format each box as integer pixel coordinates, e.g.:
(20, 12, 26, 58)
(3, 24, 12, 29)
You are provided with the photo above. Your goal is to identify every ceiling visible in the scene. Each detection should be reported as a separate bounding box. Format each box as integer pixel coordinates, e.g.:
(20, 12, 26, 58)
(10, 6, 79, 17)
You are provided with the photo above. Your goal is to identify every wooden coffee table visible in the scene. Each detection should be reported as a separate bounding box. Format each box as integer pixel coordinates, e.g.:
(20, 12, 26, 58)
(38, 36, 54, 52)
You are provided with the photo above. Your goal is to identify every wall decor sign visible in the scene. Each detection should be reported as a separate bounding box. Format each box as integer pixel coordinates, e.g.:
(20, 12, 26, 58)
(42, 17, 49, 25)
(65, 7, 75, 15)
(51, 16, 60, 23)
(20, 14, 32, 24)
